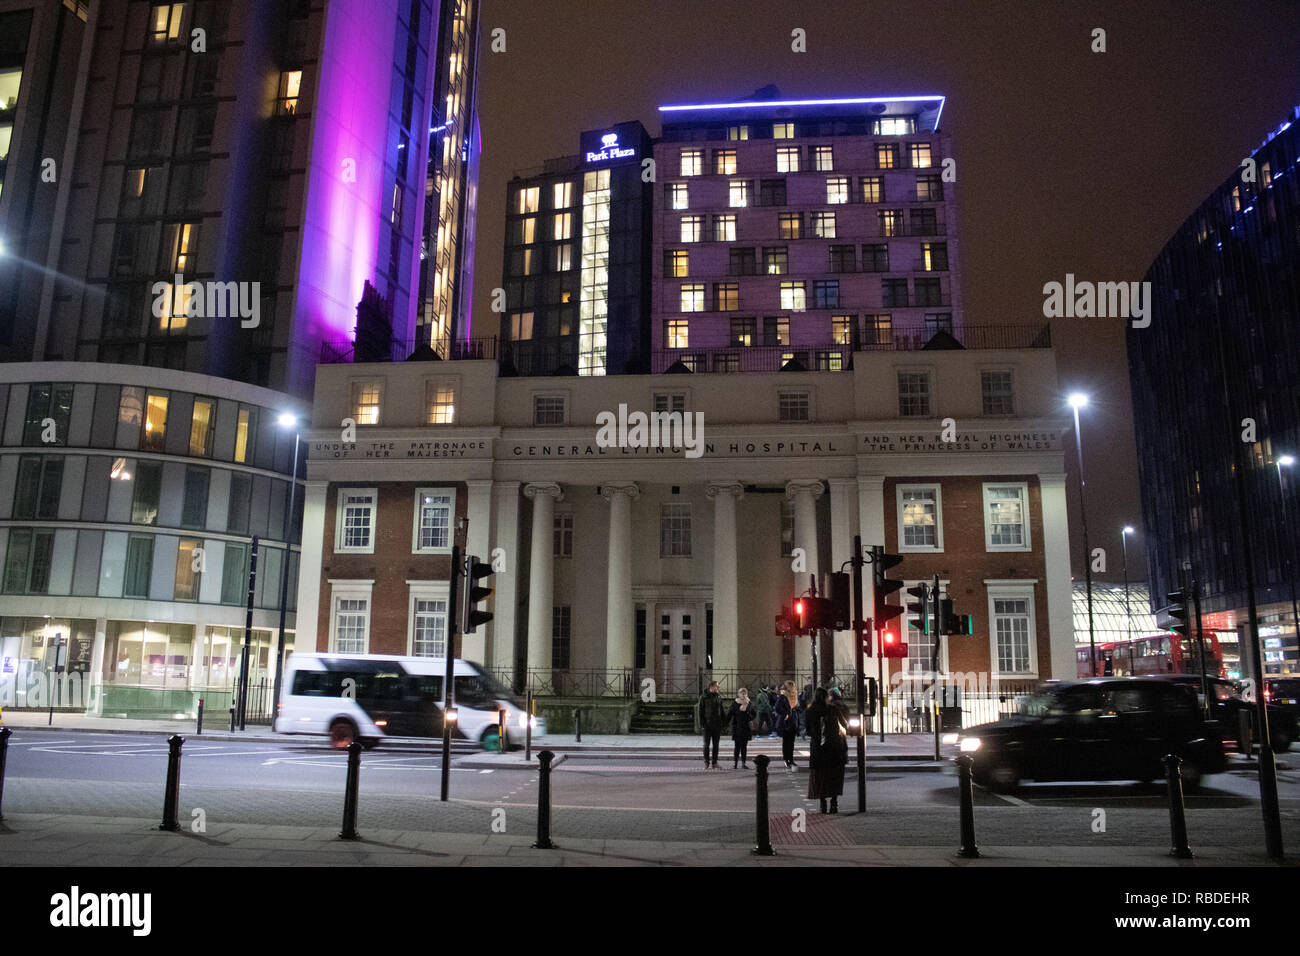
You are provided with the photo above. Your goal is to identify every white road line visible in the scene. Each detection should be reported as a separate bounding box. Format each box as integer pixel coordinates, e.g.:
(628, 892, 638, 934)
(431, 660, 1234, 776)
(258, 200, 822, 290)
(4, 739, 79, 746)
(479, 769, 494, 774)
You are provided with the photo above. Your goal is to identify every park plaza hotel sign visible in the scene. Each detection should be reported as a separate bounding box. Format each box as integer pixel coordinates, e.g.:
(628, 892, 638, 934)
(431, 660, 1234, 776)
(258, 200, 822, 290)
(308, 427, 1064, 461)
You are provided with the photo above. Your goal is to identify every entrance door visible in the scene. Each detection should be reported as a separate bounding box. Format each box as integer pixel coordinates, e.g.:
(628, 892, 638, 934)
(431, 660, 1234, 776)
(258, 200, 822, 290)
(657, 608, 696, 693)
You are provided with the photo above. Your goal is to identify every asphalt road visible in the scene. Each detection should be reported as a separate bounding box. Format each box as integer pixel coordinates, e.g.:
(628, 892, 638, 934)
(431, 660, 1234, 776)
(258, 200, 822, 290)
(5, 731, 1300, 850)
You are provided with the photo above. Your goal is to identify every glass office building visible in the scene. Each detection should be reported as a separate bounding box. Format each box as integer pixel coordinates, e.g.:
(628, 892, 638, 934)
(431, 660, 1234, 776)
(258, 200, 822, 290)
(1128, 107, 1300, 676)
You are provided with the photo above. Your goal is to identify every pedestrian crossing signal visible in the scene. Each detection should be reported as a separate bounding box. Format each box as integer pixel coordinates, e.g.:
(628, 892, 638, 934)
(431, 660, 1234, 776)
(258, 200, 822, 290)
(880, 631, 908, 659)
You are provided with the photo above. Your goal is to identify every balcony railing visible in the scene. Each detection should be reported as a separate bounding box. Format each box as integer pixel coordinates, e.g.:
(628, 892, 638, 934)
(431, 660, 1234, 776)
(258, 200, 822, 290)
(318, 336, 498, 365)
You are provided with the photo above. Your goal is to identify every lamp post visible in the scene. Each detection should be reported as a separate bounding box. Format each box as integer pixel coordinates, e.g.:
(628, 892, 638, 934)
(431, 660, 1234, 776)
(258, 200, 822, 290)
(1069, 393, 1096, 674)
(1277, 455, 1300, 674)
(271, 412, 302, 722)
(1122, 526, 1135, 674)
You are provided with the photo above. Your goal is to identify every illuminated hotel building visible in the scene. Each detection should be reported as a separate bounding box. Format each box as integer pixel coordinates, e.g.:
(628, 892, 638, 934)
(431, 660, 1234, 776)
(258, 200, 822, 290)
(500, 121, 654, 376)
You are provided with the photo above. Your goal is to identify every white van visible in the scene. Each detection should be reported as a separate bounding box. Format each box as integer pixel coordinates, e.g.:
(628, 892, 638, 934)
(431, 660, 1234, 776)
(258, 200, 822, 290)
(275, 653, 544, 750)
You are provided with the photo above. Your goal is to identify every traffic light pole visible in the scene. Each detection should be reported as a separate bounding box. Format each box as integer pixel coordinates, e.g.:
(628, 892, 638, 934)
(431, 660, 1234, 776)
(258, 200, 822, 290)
(441, 543, 461, 802)
(1192, 575, 1209, 722)
(851, 535, 867, 812)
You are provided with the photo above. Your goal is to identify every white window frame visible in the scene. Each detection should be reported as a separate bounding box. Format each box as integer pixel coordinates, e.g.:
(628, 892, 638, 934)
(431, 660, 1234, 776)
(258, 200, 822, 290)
(983, 481, 1032, 552)
(532, 393, 569, 426)
(425, 378, 457, 424)
(896, 483, 943, 553)
(896, 367, 934, 417)
(350, 380, 383, 426)
(335, 487, 378, 554)
(985, 580, 1040, 680)
(412, 487, 456, 554)
(778, 389, 812, 423)
(980, 368, 1015, 416)
(553, 510, 574, 558)
(407, 580, 451, 657)
(652, 391, 689, 414)
(328, 580, 374, 654)
(660, 503, 693, 558)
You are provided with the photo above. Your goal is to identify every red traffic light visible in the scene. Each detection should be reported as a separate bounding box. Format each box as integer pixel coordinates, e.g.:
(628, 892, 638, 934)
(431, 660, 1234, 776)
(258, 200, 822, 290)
(794, 599, 804, 615)
(880, 631, 908, 659)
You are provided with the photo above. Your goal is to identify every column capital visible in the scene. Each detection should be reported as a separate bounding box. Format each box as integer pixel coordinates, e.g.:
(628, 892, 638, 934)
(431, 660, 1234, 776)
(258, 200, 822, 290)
(785, 479, 825, 501)
(523, 482, 564, 502)
(600, 481, 640, 502)
(705, 480, 745, 501)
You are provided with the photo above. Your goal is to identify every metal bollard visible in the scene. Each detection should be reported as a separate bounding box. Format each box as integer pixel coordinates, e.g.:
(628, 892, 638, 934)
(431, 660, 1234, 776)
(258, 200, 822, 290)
(1238, 710, 1253, 757)
(340, 740, 362, 840)
(229, 706, 236, 732)
(753, 754, 775, 856)
(575, 707, 582, 743)
(532, 749, 555, 849)
(0, 726, 11, 822)
(956, 754, 980, 859)
(525, 689, 533, 763)
(1163, 753, 1194, 859)
(498, 709, 507, 753)
(159, 734, 184, 832)
(196, 698, 204, 735)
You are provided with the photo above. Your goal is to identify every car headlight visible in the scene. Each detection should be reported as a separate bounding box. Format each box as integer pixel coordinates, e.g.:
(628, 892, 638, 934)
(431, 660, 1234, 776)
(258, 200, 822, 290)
(959, 737, 982, 753)
(518, 712, 528, 728)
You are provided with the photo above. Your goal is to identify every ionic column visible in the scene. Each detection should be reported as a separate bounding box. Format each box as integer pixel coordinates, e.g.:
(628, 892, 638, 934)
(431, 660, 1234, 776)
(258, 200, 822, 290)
(601, 482, 640, 676)
(787, 479, 826, 684)
(829, 477, 859, 677)
(524, 483, 563, 685)
(1039, 473, 1077, 680)
(706, 481, 745, 675)
(491, 482, 522, 678)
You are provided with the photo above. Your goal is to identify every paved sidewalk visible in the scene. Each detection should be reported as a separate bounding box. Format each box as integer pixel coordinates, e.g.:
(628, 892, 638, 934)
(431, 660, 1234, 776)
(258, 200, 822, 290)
(0, 712, 949, 760)
(0, 812, 1291, 866)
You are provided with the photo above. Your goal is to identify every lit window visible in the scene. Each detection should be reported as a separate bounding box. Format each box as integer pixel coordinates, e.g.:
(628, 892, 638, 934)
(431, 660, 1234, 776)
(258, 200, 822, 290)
(763, 316, 790, 346)
(728, 180, 750, 207)
(520, 217, 536, 244)
(551, 245, 572, 271)
(680, 215, 703, 243)
(189, 398, 215, 456)
(985, 484, 1030, 550)
(666, 319, 689, 349)
(668, 182, 688, 210)
(276, 70, 301, 116)
(776, 146, 800, 172)
(665, 249, 689, 278)
(812, 145, 834, 171)
(779, 281, 805, 312)
(713, 214, 737, 241)
(415, 490, 454, 550)
(149, 2, 185, 44)
(553, 182, 572, 207)
(877, 117, 912, 135)
(772, 122, 794, 139)
(142, 392, 169, 451)
(553, 212, 571, 240)
(778, 212, 802, 239)
(714, 283, 739, 311)
(234, 408, 253, 462)
(812, 211, 836, 238)
(763, 247, 788, 275)
(680, 283, 705, 312)
(876, 144, 899, 169)
(680, 149, 703, 176)
(879, 209, 903, 237)
(861, 176, 884, 203)
(909, 143, 933, 168)
(899, 485, 941, 549)
(715, 149, 738, 175)
(916, 174, 943, 202)
(731, 317, 756, 347)
(826, 177, 849, 204)
(832, 316, 852, 345)
(897, 371, 931, 416)
(337, 489, 377, 552)
(427, 384, 455, 424)
(174, 539, 202, 601)
(517, 186, 540, 214)
(510, 311, 533, 340)
(779, 391, 810, 423)
(922, 242, 948, 271)
(726, 125, 749, 141)
(351, 382, 381, 425)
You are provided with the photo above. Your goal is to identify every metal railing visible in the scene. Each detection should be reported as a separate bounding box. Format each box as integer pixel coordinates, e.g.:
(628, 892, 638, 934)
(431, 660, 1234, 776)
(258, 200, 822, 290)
(319, 336, 498, 365)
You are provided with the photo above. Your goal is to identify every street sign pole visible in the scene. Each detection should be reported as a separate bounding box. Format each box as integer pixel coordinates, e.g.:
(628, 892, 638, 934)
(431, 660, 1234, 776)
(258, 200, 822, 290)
(851, 535, 867, 812)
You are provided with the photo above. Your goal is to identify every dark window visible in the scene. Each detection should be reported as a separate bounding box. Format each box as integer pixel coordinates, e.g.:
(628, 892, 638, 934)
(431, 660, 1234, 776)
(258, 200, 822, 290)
(181, 468, 210, 529)
(22, 383, 74, 446)
(759, 178, 786, 206)
(829, 245, 856, 273)
(3, 530, 53, 594)
(915, 277, 944, 307)
(13, 456, 63, 520)
(552, 606, 571, 669)
(882, 278, 909, 308)
(635, 607, 647, 669)
(813, 280, 840, 309)
(131, 462, 163, 525)
(221, 543, 248, 604)
(910, 208, 940, 235)
(227, 473, 252, 534)
(728, 247, 756, 276)
(862, 243, 889, 272)
(123, 535, 154, 599)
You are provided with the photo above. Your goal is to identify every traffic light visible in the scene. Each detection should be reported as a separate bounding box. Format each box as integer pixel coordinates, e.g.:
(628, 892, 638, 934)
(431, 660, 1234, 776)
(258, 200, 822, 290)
(944, 612, 974, 636)
(906, 583, 929, 633)
(1166, 589, 1190, 638)
(826, 572, 851, 630)
(775, 605, 798, 636)
(873, 549, 905, 630)
(860, 619, 873, 658)
(880, 629, 908, 659)
(794, 598, 807, 631)
(463, 554, 494, 633)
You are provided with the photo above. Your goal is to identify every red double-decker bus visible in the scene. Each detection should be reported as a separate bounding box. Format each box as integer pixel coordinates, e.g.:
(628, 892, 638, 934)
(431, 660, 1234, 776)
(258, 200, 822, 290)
(1076, 633, 1223, 679)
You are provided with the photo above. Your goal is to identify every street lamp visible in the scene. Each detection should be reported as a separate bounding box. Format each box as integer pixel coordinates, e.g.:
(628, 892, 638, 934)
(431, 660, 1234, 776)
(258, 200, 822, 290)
(1068, 393, 1096, 674)
(271, 412, 303, 722)
(1121, 526, 1135, 674)
(1276, 455, 1300, 673)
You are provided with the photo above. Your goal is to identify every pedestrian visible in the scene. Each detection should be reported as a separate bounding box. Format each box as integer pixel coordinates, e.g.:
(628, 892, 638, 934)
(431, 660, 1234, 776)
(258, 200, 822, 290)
(821, 687, 850, 813)
(753, 682, 773, 736)
(773, 679, 800, 769)
(698, 680, 725, 769)
(805, 686, 832, 812)
(767, 684, 779, 714)
(727, 687, 756, 769)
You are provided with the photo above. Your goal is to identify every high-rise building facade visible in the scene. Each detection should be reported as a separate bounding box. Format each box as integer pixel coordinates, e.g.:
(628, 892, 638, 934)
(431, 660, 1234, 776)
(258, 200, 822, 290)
(652, 94, 962, 373)
(1128, 107, 1300, 676)
(500, 120, 653, 376)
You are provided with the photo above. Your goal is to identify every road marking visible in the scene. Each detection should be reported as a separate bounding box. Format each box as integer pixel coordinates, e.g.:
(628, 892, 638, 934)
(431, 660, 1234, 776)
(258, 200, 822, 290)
(479, 769, 494, 774)
(4, 739, 79, 746)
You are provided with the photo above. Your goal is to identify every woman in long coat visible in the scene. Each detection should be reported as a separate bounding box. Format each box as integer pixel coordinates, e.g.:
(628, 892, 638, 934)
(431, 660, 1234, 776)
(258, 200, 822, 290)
(773, 680, 800, 769)
(820, 688, 850, 813)
(805, 686, 830, 809)
(727, 687, 755, 769)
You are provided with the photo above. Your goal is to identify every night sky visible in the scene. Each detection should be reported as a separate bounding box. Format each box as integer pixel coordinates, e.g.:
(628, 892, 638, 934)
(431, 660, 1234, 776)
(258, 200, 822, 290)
(472, 0, 1300, 588)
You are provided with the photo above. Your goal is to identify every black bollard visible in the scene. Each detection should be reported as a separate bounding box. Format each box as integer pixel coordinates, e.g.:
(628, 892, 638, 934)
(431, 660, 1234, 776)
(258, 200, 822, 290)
(1238, 710, 1253, 757)
(196, 698, 204, 735)
(229, 706, 236, 732)
(525, 689, 533, 763)
(533, 749, 555, 849)
(753, 754, 775, 856)
(1163, 753, 1194, 859)
(0, 726, 11, 822)
(340, 740, 362, 840)
(159, 734, 184, 832)
(956, 754, 980, 859)
(575, 707, 582, 743)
